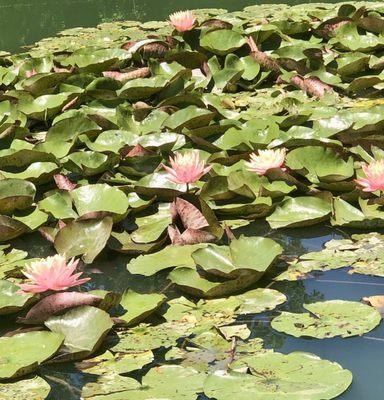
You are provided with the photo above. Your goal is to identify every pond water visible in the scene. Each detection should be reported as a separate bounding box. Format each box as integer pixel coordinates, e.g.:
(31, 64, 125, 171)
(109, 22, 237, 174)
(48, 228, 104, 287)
(6, 225, 384, 399)
(1, 0, 338, 53)
(1, 1, 383, 399)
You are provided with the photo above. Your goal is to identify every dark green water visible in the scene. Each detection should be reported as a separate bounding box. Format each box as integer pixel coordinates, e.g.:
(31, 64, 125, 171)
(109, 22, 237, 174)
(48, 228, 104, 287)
(1, 0, 338, 53)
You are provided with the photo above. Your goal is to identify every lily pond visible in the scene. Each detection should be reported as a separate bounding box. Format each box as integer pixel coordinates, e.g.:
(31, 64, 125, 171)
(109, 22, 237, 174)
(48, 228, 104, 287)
(3, 1, 384, 399)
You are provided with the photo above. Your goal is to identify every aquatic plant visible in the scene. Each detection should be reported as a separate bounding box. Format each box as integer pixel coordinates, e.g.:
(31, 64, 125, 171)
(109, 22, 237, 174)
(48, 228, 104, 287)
(19, 254, 90, 293)
(355, 159, 384, 192)
(162, 151, 212, 185)
(1, 2, 384, 397)
(245, 149, 286, 176)
(168, 10, 196, 32)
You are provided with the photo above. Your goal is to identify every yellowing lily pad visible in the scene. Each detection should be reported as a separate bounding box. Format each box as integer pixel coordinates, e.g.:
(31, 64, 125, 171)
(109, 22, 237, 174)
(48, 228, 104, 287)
(204, 351, 353, 400)
(271, 300, 381, 338)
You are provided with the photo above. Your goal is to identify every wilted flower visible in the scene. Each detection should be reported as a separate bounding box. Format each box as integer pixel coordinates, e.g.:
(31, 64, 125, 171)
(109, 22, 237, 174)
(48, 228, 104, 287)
(245, 148, 286, 176)
(19, 255, 90, 294)
(169, 10, 196, 32)
(355, 159, 384, 192)
(162, 151, 212, 184)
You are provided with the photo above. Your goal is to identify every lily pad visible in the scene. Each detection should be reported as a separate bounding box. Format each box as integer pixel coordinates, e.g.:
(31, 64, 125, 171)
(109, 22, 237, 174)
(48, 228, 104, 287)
(0, 376, 51, 399)
(79, 349, 154, 375)
(82, 365, 205, 399)
(271, 300, 381, 338)
(71, 184, 129, 217)
(266, 197, 332, 229)
(126, 244, 206, 276)
(54, 217, 113, 263)
(45, 305, 113, 361)
(205, 351, 353, 400)
(119, 290, 166, 325)
(0, 179, 36, 214)
(192, 235, 283, 280)
(0, 279, 34, 315)
(234, 288, 287, 314)
(0, 331, 64, 380)
(200, 29, 247, 55)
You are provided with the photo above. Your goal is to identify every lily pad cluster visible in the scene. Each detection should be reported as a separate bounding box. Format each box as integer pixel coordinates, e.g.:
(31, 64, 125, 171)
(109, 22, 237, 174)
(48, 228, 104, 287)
(2, 1, 384, 398)
(0, 265, 360, 400)
(276, 231, 384, 280)
(1, 2, 384, 258)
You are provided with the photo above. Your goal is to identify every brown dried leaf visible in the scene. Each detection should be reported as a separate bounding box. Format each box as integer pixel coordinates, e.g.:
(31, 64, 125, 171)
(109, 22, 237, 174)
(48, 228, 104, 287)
(179, 228, 215, 245)
(175, 198, 209, 230)
(54, 174, 77, 191)
(362, 295, 384, 317)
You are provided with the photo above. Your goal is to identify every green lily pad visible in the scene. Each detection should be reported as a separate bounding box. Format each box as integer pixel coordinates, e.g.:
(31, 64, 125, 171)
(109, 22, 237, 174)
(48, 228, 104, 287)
(271, 300, 381, 338)
(38, 191, 78, 220)
(285, 146, 354, 183)
(109, 231, 165, 254)
(234, 288, 287, 314)
(61, 151, 117, 176)
(0, 215, 28, 242)
(266, 197, 332, 229)
(132, 365, 206, 399)
(0, 279, 35, 315)
(0, 179, 36, 214)
(119, 290, 166, 325)
(168, 266, 257, 298)
(0, 376, 51, 399)
(170, 330, 264, 372)
(127, 244, 207, 276)
(18, 93, 72, 120)
(79, 349, 154, 375)
(45, 305, 113, 361)
(0, 246, 30, 279)
(71, 184, 129, 217)
(192, 235, 283, 279)
(200, 29, 246, 55)
(131, 203, 172, 243)
(82, 365, 205, 399)
(110, 322, 194, 353)
(0, 162, 59, 184)
(54, 217, 113, 263)
(0, 331, 64, 380)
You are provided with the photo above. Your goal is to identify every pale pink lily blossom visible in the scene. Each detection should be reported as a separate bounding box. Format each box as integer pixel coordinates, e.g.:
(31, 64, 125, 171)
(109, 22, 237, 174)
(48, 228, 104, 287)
(25, 69, 38, 78)
(162, 151, 212, 185)
(355, 159, 384, 192)
(169, 10, 196, 32)
(245, 148, 286, 176)
(19, 254, 90, 294)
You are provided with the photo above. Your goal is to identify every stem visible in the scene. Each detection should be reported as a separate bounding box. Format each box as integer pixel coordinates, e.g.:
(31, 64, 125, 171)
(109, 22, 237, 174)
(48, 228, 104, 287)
(186, 182, 190, 193)
(229, 337, 237, 365)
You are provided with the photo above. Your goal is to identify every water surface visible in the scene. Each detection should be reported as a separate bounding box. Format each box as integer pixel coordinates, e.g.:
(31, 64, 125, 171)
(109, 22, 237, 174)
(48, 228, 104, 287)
(2, 0, 337, 52)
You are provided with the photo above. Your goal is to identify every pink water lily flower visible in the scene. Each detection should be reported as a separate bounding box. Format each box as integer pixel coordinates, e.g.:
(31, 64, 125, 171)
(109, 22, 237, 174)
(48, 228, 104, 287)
(25, 69, 38, 78)
(19, 255, 90, 294)
(169, 10, 196, 32)
(162, 151, 212, 184)
(245, 148, 286, 176)
(355, 159, 384, 192)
